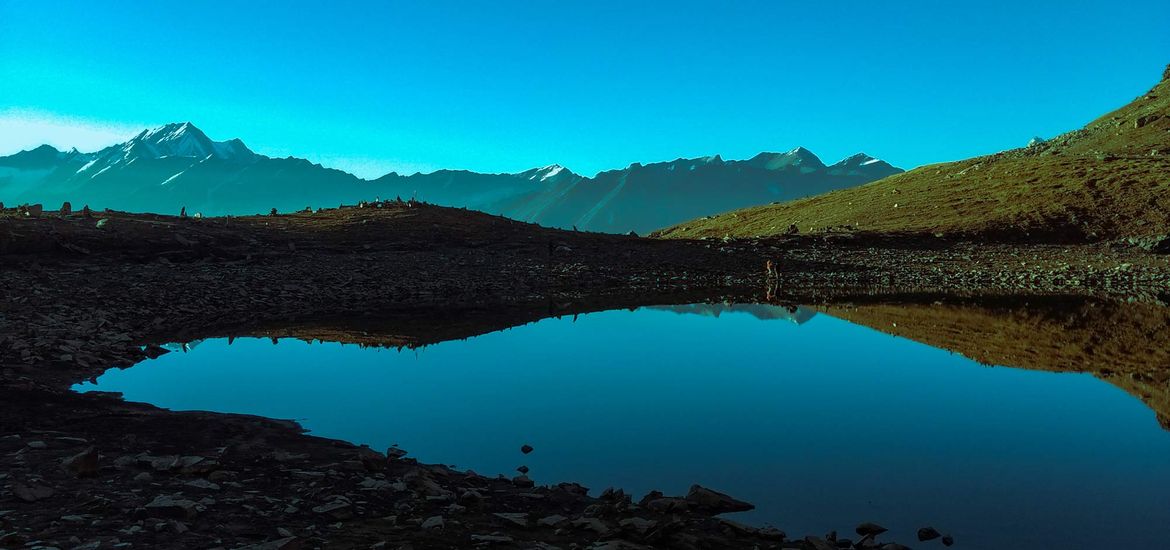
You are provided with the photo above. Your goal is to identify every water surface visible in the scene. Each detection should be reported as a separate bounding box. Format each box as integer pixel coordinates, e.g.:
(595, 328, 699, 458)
(77, 305, 1170, 548)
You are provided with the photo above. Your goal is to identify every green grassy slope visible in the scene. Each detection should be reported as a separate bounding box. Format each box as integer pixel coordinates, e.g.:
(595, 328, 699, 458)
(655, 65, 1170, 242)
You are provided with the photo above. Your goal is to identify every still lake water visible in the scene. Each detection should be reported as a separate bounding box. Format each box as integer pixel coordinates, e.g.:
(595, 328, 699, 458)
(76, 305, 1170, 548)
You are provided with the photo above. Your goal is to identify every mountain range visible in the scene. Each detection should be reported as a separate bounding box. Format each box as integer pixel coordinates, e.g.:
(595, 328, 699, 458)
(0, 122, 900, 234)
(658, 64, 1170, 242)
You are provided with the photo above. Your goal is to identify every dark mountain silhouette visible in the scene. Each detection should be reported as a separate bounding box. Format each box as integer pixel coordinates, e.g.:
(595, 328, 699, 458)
(0, 123, 900, 233)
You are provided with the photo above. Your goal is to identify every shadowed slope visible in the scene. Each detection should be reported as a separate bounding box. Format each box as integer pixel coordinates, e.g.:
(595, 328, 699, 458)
(818, 299, 1170, 429)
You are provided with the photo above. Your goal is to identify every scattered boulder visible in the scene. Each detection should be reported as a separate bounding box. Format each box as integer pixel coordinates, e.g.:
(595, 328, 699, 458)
(917, 526, 942, 541)
(311, 498, 353, 519)
(516, 465, 529, 474)
(493, 512, 529, 528)
(421, 515, 445, 530)
(942, 534, 955, 546)
(512, 475, 534, 488)
(618, 516, 656, 535)
(11, 483, 54, 502)
(856, 522, 889, 537)
(520, 444, 534, 454)
(357, 446, 384, 471)
(25, 204, 43, 218)
(145, 495, 201, 519)
(538, 514, 568, 527)
(683, 484, 754, 514)
(386, 446, 408, 460)
(60, 202, 71, 215)
(61, 447, 99, 478)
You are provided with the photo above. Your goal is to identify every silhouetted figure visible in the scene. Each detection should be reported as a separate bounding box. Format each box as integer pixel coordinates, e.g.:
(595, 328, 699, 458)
(60, 201, 71, 216)
(180, 206, 187, 218)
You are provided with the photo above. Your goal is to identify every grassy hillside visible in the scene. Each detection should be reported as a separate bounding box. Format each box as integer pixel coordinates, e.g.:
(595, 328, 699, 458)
(655, 65, 1170, 242)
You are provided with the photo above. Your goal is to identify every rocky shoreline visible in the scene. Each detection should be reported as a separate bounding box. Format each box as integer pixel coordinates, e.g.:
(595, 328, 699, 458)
(2, 203, 1168, 548)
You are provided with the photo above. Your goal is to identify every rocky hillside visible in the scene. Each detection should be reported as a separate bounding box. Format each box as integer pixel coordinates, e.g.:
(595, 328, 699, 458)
(0, 125, 899, 234)
(655, 64, 1170, 243)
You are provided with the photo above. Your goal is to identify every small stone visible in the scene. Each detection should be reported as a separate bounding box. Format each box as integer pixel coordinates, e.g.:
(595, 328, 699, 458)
(145, 495, 201, 519)
(386, 447, 408, 460)
(183, 479, 220, 491)
(942, 534, 955, 546)
(917, 526, 942, 541)
(520, 444, 534, 454)
(26, 441, 47, 450)
(618, 517, 656, 535)
(421, 515, 444, 530)
(684, 484, 754, 514)
(856, 522, 889, 537)
(538, 514, 567, 527)
(493, 512, 528, 528)
(311, 499, 352, 519)
(516, 465, 529, 474)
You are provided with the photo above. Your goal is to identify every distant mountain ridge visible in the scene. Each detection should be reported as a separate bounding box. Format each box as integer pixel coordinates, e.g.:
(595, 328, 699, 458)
(0, 122, 901, 234)
(656, 64, 1170, 242)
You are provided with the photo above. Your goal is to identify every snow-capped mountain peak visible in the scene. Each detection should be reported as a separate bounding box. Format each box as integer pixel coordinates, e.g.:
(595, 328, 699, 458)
(121, 122, 254, 162)
(748, 147, 826, 172)
(520, 164, 576, 182)
(827, 152, 899, 177)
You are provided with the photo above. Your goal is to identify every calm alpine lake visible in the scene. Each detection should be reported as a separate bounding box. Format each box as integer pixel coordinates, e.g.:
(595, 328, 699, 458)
(75, 305, 1170, 548)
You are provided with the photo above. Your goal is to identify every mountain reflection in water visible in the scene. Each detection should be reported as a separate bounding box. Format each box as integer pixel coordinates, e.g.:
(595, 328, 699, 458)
(78, 298, 1170, 549)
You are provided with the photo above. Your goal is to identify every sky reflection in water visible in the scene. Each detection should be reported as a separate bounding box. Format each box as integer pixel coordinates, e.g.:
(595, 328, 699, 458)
(76, 306, 1170, 548)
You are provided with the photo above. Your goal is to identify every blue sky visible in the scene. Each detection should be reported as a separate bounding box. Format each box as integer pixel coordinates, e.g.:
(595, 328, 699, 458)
(2, 1, 1168, 177)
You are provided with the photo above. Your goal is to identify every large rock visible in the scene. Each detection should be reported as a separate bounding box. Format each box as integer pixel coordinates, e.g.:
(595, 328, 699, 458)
(683, 484, 754, 514)
(856, 522, 889, 537)
(917, 526, 942, 541)
(61, 447, 99, 478)
(12, 483, 54, 502)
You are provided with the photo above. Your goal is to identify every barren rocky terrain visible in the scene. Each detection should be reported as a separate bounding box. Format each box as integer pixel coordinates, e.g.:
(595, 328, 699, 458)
(2, 202, 1168, 549)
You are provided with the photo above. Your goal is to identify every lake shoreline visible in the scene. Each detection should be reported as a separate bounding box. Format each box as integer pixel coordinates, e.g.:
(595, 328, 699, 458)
(2, 203, 1167, 548)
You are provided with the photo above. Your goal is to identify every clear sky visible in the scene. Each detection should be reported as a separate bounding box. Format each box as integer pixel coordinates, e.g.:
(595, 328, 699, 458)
(2, 1, 1168, 178)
